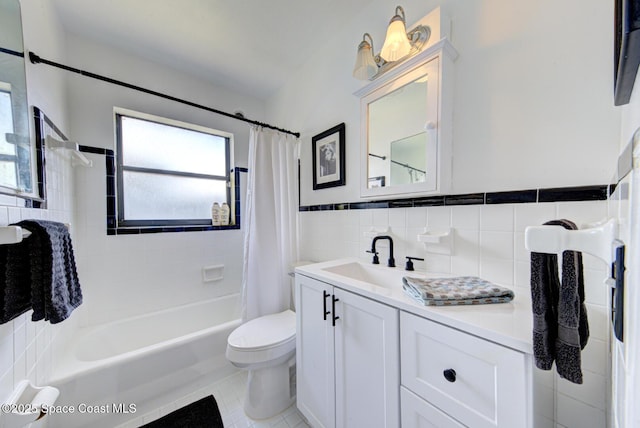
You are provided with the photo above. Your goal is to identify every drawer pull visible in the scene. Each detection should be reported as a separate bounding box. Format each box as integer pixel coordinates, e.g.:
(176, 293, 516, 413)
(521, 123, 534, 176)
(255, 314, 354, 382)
(332, 295, 340, 326)
(443, 369, 457, 383)
(323, 290, 330, 320)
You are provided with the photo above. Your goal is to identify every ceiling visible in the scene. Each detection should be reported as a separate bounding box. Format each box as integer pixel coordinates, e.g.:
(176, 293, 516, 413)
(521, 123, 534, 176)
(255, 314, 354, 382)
(50, 0, 373, 100)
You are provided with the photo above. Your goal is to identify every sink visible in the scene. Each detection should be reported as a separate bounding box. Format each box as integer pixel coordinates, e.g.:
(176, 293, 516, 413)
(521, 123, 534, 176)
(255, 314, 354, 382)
(321, 261, 408, 290)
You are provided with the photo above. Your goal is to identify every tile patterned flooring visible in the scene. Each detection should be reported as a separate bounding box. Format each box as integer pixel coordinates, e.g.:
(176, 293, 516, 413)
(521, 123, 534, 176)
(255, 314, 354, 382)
(116, 371, 311, 428)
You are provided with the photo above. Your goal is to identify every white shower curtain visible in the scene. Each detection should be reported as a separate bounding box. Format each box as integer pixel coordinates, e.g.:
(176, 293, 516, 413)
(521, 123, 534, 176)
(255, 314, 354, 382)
(242, 126, 299, 322)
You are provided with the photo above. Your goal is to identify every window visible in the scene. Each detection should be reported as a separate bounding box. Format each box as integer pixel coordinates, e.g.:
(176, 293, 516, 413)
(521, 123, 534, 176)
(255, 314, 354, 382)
(115, 109, 232, 228)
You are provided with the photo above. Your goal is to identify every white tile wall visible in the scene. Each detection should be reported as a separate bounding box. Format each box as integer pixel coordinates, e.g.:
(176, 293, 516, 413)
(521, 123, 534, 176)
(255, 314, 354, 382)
(299, 199, 610, 427)
(0, 149, 76, 405)
(72, 152, 245, 327)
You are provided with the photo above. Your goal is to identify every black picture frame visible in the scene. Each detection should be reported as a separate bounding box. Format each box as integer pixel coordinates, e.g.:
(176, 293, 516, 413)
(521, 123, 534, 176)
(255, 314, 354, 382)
(614, 0, 640, 105)
(312, 122, 345, 190)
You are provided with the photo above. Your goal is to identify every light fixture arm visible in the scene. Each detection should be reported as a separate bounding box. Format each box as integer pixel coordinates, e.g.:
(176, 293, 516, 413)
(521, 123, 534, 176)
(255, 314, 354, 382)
(407, 25, 431, 50)
(362, 33, 374, 53)
(393, 6, 406, 24)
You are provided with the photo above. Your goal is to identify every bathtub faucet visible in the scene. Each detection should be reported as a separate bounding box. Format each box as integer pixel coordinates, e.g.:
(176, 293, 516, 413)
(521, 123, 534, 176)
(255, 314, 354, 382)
(367, 235, 395, 268)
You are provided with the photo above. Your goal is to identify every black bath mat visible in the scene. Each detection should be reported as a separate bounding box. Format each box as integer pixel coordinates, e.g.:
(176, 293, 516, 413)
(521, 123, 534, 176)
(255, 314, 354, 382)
(139, 395, 224, 428)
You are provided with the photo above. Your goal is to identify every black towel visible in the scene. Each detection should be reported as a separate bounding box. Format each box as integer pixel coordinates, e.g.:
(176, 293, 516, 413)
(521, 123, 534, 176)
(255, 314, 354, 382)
(530, 219, 589, 384)
(17, 220, 82, 323)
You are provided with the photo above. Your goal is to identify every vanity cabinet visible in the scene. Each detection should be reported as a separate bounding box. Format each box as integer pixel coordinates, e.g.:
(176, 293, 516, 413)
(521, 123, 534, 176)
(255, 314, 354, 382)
(400, 312, 529, 428)
(295, 275, 400, 428)
(296, 260, 545, 428)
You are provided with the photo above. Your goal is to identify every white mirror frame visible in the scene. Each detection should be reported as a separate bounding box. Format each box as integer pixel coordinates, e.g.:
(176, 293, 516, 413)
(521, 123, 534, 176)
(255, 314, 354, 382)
(355, 38, 458, 199)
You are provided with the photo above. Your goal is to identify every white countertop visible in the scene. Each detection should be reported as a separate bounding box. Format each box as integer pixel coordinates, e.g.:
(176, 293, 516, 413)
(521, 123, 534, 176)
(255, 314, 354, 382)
(295, 258, 534, 354)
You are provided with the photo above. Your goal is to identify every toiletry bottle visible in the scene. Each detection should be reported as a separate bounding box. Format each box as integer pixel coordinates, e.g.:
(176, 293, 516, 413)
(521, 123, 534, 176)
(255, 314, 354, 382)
(220, 202, 230, 226)
(211, 202, 221, 226)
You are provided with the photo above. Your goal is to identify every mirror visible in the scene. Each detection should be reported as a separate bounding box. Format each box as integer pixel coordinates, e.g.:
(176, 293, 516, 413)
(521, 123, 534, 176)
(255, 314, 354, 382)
(390, 132, 427, 185)
(356, 40, 456, 199)
(368, 76, 431, 189)
(0, 0, 32, 193)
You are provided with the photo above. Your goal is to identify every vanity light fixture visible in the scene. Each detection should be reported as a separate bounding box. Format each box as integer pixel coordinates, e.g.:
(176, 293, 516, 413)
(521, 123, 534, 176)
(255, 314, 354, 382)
(352, 5, 431, 81)
(380, 6, 412, 61)
(353, 33, 378, 80)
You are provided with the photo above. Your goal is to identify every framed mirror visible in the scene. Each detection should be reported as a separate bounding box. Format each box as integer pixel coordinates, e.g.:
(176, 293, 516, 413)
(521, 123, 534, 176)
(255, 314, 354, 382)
(0, 0, 32, 194)
(355, 39, 457, 199)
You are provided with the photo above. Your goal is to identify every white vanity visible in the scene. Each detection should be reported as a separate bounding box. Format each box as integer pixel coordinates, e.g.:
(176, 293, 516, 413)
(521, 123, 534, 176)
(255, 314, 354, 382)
(295, 259, 542, 428)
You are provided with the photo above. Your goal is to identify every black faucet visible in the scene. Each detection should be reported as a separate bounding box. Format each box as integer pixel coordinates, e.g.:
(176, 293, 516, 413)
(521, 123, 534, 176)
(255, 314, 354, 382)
(367, 235, 395, 267)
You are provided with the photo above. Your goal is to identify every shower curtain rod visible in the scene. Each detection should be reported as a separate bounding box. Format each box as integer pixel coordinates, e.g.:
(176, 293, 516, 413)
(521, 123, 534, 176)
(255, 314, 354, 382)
(391, 159, 426, 174)
(28, 51, 301, 138)
(0, 47, 24, 58)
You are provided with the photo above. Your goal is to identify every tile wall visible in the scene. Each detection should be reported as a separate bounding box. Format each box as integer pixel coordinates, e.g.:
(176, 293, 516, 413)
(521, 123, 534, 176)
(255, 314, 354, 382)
(299, 199, 611, 427)
(0, 148, 76, 404)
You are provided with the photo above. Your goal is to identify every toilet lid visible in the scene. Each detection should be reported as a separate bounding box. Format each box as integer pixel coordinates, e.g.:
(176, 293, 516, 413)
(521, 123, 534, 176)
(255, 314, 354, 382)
(228, 309, 296, 351)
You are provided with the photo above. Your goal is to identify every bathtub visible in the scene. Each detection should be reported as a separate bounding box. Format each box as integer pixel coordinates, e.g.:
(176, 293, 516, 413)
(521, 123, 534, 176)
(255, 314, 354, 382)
(47, 294, 241, 428)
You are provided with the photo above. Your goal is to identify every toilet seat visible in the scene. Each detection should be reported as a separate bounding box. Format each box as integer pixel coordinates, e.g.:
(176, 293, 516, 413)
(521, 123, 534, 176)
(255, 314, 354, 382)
(226, 309, 296, 368)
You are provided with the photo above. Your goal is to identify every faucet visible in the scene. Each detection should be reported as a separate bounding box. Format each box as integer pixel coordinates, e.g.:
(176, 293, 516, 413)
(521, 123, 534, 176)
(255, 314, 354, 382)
(367, 235, 395, 267)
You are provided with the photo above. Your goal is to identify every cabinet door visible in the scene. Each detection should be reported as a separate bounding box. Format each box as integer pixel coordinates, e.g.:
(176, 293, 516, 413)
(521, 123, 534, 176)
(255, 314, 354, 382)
(401, 386, 465, 428)
(295, 276, 335, 428)
(333, 288, 400, 428)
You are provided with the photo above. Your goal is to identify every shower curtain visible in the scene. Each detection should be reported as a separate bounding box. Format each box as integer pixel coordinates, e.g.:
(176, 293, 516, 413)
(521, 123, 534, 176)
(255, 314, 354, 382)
(242, 126, 299, 321)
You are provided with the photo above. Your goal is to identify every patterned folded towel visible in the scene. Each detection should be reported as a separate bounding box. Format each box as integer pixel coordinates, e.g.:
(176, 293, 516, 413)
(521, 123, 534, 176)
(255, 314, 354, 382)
(402, 276, 515, 306)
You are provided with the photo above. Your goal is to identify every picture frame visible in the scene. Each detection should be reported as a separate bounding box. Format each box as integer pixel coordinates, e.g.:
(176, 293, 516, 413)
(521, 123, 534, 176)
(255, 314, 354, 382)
(368, 176, 386, 188)
(614, 0, 640, 105)
(312, 122, 346, 190)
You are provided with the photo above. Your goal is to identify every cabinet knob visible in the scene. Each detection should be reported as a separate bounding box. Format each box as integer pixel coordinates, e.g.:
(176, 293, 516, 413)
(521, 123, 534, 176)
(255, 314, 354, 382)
(443, 368, 456, 383)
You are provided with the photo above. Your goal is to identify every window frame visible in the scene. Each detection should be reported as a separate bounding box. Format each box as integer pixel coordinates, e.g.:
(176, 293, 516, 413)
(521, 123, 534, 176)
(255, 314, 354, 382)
(115, 108, 232, 228)
(0, 83, 19, 189)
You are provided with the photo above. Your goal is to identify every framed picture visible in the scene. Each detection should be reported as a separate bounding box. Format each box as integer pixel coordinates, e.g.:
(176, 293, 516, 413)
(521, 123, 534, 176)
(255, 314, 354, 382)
(368, 176, 386, 188)
(312, 122, 345, 190)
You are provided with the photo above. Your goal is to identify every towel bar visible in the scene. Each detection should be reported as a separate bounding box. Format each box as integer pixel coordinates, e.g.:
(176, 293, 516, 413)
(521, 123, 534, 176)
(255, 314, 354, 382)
(0, 223, 71, 245)
(45, 135, 93, 167)
(524, 218, 618, 266)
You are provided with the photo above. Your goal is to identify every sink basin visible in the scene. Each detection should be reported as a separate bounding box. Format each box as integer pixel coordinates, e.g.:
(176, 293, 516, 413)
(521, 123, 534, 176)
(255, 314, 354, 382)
(321, 261, 408, 290)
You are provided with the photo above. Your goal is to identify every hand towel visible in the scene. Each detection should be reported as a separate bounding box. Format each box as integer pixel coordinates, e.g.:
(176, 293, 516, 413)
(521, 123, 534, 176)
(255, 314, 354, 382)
(15, 220, 83, 324)
(530, 219, 589, 384)
(402, 276, 514, 306)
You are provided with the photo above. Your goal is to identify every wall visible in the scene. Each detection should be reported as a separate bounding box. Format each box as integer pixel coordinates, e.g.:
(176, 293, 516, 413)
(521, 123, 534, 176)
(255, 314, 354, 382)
(301, 200, 611, 427)
(267, 0, 622, 427)
(0, 0, 71, 405)
(613, 59, 640, 428)
(64, 34, 263, 326)
(267, 0, 620, 207)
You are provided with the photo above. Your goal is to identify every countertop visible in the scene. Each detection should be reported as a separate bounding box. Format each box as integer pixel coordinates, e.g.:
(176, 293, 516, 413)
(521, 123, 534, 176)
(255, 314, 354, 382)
(295, 258, 534, 354)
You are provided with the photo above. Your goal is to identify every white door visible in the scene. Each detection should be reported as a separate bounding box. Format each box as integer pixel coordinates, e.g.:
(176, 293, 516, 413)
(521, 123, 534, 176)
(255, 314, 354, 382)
(333, 288, 400, 428)
(295, 276, 335, 428)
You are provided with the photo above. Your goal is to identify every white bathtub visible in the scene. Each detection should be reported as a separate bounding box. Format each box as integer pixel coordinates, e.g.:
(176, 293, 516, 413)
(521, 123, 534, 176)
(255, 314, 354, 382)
(48, 294, 241, 428)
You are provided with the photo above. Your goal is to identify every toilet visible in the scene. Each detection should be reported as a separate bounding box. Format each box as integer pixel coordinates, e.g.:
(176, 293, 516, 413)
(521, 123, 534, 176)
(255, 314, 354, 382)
(226, 309, 296, 419)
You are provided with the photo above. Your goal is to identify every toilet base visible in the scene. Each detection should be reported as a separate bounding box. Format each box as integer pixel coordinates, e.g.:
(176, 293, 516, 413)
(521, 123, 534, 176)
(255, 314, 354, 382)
(243, 356, 296, 420)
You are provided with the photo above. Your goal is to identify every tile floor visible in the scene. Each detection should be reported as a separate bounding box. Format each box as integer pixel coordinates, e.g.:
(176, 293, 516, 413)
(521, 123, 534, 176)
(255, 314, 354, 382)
(116, 371, 311, 428)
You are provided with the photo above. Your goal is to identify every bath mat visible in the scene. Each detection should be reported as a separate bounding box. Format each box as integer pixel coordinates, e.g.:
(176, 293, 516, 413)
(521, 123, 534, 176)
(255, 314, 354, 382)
(139, 395, 223, 428)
